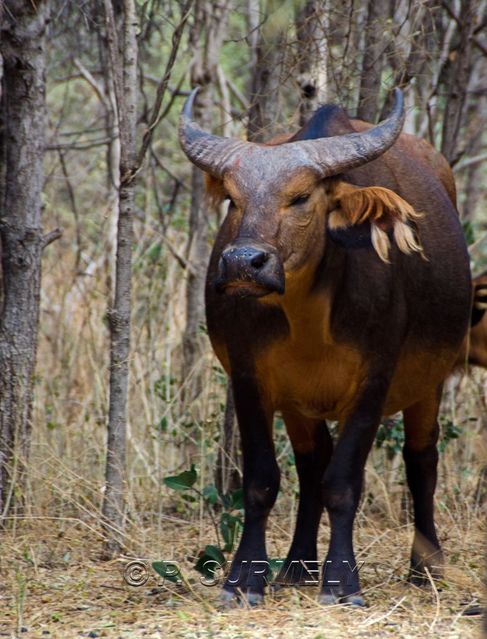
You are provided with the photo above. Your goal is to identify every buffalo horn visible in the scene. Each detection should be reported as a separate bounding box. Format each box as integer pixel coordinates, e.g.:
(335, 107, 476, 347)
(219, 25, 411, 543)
(179, 87, 405, 178)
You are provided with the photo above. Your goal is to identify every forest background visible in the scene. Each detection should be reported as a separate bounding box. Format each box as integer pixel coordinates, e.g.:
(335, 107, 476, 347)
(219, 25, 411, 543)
(0, 0, 486, 637)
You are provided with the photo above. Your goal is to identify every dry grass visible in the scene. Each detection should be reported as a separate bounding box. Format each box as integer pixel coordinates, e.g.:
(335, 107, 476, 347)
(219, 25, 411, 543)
(0, 504, 484, 638)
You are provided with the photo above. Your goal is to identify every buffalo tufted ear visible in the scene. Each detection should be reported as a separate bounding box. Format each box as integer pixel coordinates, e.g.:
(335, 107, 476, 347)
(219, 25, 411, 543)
(327, 181, 423, 262)
(204, 174, 227, 207)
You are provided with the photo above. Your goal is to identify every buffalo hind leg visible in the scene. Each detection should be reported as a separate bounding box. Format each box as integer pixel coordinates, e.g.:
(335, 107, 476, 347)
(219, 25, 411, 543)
(403, 388, 444, 586)
(220, 374, 279, 606)
(274, 413, 333, 588)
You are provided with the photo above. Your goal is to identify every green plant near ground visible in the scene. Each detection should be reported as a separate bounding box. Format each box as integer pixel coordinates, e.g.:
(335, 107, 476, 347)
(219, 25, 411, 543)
(375, 415, 463, 458)
(162, 464, 243, 580)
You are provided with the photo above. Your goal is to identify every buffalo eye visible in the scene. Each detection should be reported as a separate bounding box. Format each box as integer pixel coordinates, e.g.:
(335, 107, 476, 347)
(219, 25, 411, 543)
(225, 195, 236, 208)
(290, 193, 310, 207)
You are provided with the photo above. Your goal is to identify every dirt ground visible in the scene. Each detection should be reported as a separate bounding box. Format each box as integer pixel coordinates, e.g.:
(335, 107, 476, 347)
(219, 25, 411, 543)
(0, 508, 484, 639)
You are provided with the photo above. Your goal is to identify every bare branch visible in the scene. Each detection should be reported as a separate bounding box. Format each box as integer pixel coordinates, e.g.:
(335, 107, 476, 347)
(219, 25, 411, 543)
(132, 207, 190, 272)
(454, 151, 487, 172)
(225, 75, 250, 110)
(136, 0, 194, 169)
(150, 147, 189, 190)
(46, 137, 114, 151)
(42, 227, 64, 249)
(73, 58, 110, 112)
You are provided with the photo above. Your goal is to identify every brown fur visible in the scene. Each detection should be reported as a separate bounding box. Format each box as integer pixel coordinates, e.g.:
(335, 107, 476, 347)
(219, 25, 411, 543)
(205, 174, 227, 207)
(329, 182, 423, 262)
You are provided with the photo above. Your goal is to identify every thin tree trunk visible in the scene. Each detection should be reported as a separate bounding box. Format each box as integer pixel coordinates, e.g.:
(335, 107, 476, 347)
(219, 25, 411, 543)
(357, 0, 387, 122)
(215, 382, 241, 494)
(295, 0, 328, 125)
(247, 0, 260, 76)
(0, 0, 51, 520)
(461, 68, 486, 219)
(101, 0, 138, 558)
(247, 0, 287, 141)
(440, 0, 477, 164)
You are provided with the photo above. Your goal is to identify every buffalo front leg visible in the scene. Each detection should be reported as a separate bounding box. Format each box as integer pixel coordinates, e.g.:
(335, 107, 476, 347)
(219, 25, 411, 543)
(274, 413, 332, 588)
(319, 377, 391, 606)
(221, 375, 279, 605)
(403, 387, 444, 585)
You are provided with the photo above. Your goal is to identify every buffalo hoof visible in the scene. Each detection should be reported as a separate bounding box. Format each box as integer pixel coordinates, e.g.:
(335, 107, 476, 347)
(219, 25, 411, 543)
(218, 588, 264, 608)
(408, 566, 443, 588)
(408, 572, 430, 587)
(319, 592, 366, 607)
(270, 582, 284, 593)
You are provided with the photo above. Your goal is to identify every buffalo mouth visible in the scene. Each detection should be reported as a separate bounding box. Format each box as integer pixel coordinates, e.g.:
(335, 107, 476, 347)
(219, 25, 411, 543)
(217, 279, 283, 298)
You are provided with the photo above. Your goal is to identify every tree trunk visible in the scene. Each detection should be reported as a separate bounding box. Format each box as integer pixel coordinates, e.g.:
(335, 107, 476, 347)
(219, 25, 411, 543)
(215, 382, 241, 494)
(295, 0, 328, 125)
(357, 0, 387, 122)
(461, 90, 486, 219)
(0, 0, 50, 520)
(247, 0, 288, 141)
(101, 0, 138, 558)
(440, 0, 477, 164)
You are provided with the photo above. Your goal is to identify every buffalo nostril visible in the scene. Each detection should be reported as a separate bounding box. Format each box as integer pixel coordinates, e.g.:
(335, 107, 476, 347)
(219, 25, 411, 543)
(250, 251, 269, 269)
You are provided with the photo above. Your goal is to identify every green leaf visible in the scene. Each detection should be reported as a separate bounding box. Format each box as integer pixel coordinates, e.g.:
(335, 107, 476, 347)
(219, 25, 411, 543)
(462, 220, 475, 246)
(152, 561, 182, 584)
(156, 417, 168, 432)
(220, 512, 242, 552)
(146, 241, 162, 262)
(230, 488, 244, 510)
(202, 485, 219, 505)
(163, 464, 197, 491)
(194, 545, 226, 578)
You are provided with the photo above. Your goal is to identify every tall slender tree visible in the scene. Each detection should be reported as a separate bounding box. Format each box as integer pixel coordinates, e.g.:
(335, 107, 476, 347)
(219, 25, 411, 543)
(101, 0, 138, 558)
(295, 0, 329, 125)
(356, 0, 387, 122)
(247, 0, 289, 141)
(101, 0, 192, 555)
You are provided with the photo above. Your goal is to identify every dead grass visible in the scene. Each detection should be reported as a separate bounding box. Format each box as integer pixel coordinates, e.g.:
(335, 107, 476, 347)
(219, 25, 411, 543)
(0, 506, 484, 639)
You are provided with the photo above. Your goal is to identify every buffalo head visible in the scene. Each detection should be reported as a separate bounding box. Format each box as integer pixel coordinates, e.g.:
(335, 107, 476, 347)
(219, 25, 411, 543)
(179, 89, 420, 298)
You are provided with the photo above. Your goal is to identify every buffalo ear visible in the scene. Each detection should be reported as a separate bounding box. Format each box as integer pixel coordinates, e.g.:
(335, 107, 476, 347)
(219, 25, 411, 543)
(328, 181, 423, 262)
(204, 174, 226, 207)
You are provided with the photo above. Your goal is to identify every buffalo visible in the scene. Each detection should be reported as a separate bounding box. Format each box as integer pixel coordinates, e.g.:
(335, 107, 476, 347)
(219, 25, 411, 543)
(179, 88, 471, 606)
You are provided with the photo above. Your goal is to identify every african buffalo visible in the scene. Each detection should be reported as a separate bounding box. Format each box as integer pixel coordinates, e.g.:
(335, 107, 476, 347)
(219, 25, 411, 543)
(179, 88, 471, 606)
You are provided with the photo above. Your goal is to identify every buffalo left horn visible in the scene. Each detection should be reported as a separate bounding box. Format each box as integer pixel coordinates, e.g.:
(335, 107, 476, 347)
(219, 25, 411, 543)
(178, 87, 247, 178)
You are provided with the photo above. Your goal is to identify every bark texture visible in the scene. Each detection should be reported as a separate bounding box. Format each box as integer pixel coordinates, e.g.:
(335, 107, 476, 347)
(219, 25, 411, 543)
(0, 0, 49, 519)
(247, 0, 287, 141)
(440, 0, 479, 164)
(295, 0, 328, 125)
(101, 0, 138, 558)
(357, 0, 387, 122)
